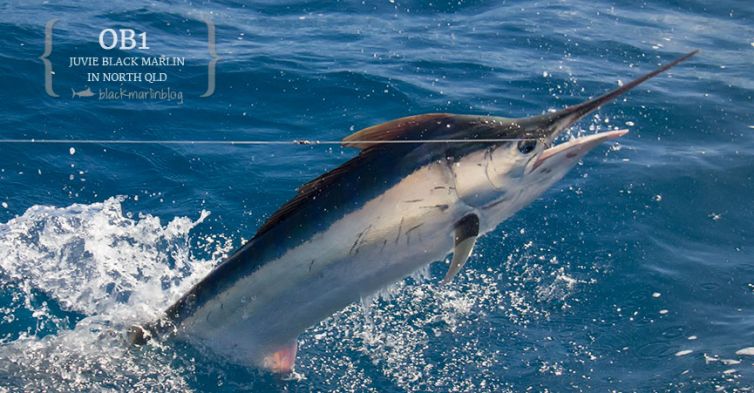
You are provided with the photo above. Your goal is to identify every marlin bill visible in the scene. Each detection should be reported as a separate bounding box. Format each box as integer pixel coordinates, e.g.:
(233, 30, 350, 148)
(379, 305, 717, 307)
(128, 50, 698, 375)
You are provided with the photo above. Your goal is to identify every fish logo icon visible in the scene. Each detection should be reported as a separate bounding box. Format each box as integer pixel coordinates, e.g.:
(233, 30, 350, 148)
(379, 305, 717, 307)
(71, 87, 94, 98)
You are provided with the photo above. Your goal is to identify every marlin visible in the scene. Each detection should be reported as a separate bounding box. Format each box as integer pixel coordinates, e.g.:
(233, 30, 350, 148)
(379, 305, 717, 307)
(128, 51, 697, 374)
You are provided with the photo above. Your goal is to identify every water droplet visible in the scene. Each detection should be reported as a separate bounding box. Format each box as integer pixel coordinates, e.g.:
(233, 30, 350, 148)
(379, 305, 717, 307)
(735, 347, 754, 356)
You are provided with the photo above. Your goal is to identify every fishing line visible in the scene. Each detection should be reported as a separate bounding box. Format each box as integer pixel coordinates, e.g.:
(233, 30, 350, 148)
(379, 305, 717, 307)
(0, 138, 538, 145)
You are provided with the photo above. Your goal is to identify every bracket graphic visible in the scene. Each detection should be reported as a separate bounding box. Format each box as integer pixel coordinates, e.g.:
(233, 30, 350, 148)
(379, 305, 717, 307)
(40, 19, 59, 97)
(201, 18, 219, 98)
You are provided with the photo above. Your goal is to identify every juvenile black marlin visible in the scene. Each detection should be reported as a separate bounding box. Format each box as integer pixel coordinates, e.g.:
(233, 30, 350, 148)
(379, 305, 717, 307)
(129, 51, 697, 374)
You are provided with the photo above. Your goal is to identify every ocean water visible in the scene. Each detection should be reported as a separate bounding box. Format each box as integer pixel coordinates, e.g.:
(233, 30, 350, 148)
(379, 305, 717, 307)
(0, 0, 753, 391)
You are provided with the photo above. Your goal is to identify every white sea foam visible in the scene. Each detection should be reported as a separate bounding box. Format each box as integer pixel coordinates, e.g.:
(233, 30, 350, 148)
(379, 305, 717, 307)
(0, 197, 229, 391)
(0, 196, 218, 320)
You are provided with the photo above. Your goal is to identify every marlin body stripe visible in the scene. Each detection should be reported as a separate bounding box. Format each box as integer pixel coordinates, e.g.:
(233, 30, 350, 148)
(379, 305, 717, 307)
(129, 51, 697, 373)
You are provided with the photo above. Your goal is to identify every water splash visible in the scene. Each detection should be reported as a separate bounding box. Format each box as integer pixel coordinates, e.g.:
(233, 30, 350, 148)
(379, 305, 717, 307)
(0, 197, 230, 391)
(295, 238, 589, 392)
(0, 198, 588, 391)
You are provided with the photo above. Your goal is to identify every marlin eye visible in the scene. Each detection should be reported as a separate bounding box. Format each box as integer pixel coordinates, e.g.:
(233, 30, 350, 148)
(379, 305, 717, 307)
(517, 140, 537, 154)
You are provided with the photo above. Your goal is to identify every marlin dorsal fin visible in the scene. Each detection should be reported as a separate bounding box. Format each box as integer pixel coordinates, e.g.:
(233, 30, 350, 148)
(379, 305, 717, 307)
(342, 113, 453, 149)
(442, 214, 480, 285)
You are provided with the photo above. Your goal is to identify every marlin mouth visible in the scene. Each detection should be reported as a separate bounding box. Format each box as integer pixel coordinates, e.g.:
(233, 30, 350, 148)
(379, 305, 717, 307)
(532, 129, 629, 171)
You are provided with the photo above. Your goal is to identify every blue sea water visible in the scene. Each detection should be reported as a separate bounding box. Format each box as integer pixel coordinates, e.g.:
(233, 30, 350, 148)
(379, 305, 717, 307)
(0, 0, 753, 391)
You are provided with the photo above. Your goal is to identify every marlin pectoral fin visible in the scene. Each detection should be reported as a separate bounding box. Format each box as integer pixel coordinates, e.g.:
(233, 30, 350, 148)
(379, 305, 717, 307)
(442, 214, 480, 285)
